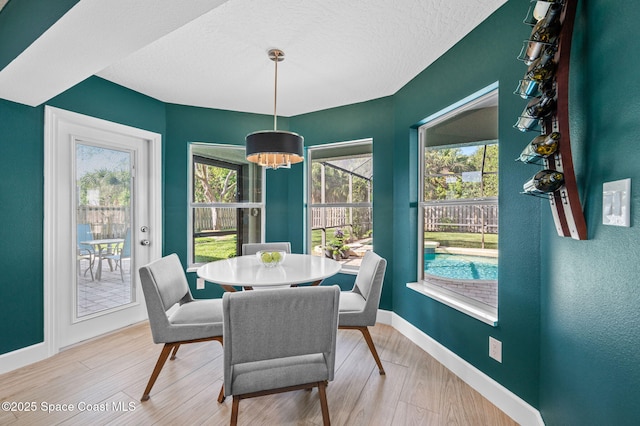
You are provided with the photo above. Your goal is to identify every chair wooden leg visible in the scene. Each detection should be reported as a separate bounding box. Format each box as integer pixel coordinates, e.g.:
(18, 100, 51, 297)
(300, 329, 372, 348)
(358, 326, 386, 375)
(318, 381, 330, 426)
(230, 396, 240, 426)
(217, 384, 225, 403)
(141, 343, 175, 401)
(170, 344, 180, 360)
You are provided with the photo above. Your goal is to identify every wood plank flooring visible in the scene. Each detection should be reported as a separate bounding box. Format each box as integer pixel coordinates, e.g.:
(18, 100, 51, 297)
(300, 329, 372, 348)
(0, 322, 517, 425)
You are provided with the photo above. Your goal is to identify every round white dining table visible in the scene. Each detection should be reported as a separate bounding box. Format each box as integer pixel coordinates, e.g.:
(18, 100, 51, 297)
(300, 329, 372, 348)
(196, 253, 342, 292)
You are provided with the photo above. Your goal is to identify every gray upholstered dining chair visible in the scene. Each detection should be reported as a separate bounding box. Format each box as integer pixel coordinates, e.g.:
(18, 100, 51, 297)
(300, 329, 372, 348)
(138, 253, 224, 402)
(241, 241, 291, 255)
(222, 286, 340, 426)
(338, 250, 387, 375)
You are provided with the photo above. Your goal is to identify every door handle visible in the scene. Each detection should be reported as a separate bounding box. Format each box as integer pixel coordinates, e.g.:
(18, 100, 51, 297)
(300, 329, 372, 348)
(140, 239, 150, 246)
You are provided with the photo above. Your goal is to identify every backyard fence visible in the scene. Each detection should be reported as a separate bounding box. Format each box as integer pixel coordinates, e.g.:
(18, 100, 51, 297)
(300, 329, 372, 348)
(422, 199, 498, 234)
(77, 206, 129, 239)
(194, 207, 237, 234)
(311, 206, 372, 241)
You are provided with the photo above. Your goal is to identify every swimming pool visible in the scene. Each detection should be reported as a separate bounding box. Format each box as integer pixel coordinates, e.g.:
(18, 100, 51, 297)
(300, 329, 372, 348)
(424, 253, 498, 280)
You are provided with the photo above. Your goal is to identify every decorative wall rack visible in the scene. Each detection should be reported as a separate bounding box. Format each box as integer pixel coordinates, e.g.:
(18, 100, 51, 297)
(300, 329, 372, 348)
(514, 0, 587, 240)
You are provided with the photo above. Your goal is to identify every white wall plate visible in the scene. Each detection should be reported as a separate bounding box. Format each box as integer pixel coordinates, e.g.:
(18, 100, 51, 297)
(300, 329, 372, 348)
(603, 178, 631, 227)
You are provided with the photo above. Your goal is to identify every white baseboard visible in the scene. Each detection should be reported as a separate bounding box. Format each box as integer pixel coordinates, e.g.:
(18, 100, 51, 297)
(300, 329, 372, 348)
(377, 309, 544, 426)
(0, 342, 51, 375)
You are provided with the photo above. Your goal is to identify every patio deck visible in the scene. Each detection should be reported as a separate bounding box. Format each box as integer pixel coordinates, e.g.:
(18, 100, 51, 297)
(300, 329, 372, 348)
(77, 259, 132, 318)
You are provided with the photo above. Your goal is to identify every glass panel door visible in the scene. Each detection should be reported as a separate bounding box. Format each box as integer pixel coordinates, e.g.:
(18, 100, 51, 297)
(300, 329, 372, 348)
(75, 143, 133, 319)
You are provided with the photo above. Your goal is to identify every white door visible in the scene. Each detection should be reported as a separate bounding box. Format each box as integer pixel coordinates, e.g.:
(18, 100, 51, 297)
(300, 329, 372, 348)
(44, 107, 162, 351)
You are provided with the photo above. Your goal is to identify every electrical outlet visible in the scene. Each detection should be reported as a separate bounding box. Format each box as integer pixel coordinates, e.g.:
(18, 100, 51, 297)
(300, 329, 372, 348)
(489, 337, 502, 363)
(196, 277, 205, 290)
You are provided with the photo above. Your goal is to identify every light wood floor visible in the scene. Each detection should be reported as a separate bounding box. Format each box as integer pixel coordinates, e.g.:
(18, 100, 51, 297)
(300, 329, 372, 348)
(0, 322, 517, 425)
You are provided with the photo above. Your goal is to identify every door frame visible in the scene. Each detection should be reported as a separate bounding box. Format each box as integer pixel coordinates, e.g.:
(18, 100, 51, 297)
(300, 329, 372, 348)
(43, 106, 163, 356)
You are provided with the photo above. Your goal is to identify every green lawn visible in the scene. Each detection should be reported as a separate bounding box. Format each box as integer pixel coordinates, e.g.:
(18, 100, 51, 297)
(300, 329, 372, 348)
(425, 231, 498, 249)
(194, 234, 237, 263)
(194, 230, 489, 261)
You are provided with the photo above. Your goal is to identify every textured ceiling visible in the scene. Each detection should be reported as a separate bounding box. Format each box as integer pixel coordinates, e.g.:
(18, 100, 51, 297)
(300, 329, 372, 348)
(0, 0, 507, 116)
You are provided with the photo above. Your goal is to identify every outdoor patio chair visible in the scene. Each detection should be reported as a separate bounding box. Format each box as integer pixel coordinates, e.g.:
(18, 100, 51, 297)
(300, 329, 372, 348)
(102, 228, 131, 281)
(77, 223, 95, 279)
(138, 253, 224, 402)
(337, 250, 387, 375)
(222, 286, 340, 425)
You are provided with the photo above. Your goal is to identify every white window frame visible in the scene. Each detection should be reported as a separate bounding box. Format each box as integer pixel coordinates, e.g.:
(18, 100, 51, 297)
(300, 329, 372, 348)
(187, 143, 265, 270)
(408, 83, 499, 326)
(306, 139, 373, 273)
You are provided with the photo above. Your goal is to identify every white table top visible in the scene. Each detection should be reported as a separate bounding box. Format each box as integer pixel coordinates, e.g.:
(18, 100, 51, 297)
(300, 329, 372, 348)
(197, 253, 342, 288)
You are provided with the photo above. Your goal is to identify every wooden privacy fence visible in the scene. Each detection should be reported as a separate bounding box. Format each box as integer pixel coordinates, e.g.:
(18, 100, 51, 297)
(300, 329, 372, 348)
(311, 206, 372, 239)
(194, 207, 237, 233)
(423, 200, 498, 233)
(77, 206, 129, 238)
(312, 207, 348, 229)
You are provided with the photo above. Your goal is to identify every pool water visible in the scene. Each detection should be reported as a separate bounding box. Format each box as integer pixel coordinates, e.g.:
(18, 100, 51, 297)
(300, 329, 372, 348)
(424, 253, 498, 280)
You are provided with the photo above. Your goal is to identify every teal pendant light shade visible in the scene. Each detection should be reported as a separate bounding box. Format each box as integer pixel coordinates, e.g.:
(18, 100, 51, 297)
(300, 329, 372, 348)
(246, 49, 304, 169)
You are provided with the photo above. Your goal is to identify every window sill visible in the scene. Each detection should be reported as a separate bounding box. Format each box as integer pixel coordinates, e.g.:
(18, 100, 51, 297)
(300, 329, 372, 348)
(406, 282, 497, 326)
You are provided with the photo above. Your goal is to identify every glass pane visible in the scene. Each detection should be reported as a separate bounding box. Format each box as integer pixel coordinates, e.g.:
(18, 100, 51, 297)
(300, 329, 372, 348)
(422, 202, 498, 307)
(193, 161, 239, 203)
(420, 88, 499, 312)
(192, 153, 262, 203)
(311, 206, 373, 269)
(423, 144, 498, 201)
(193, 207, 262, 262)
(75, 143, 133, 318)
(311, 155, 373, 204)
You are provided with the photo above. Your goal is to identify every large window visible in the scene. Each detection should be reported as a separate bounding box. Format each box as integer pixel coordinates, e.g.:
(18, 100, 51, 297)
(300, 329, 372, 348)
(307, 140, 373, 272)
(414, 85, 499, 325)
(188, 143, 264, 267)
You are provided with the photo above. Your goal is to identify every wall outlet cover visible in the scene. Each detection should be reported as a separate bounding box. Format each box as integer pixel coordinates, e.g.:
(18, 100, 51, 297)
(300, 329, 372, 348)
(603, 178, 631, 227)
(489, 336, 502, 363)
(196, 277, 205, 290)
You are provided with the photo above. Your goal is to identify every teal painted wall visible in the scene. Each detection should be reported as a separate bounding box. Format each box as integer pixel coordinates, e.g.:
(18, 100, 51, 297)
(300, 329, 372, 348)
(391, 1, 541, 406)
(0, 99, 46, 353)
(539, 1, 640, 424)
(289, 97, 395, 308)
(0, 76, 165, 355)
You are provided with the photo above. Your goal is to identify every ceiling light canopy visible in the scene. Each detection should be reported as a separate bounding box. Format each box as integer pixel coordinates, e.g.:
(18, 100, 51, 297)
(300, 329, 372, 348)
(246, 49, 304, 169)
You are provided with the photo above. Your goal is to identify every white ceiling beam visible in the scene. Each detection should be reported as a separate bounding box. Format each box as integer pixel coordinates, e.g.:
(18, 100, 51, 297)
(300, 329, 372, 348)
(0, 0, 229, 106)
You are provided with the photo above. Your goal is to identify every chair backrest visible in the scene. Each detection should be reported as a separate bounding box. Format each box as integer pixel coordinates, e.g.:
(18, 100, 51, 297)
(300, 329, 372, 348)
(352, 251, 387, 324)
(138, 254, 194, 343)
(222, 286, 340, 391)
(120, 228, 131, 258)
(77, 223, 94, 251)
(242, 242, 291, 256)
